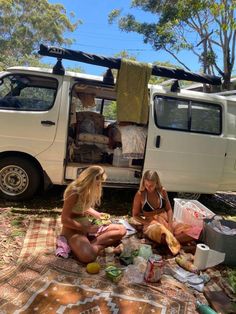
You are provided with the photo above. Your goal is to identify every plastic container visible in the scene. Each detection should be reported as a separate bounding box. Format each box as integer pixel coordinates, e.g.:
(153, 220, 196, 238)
(173, 198, 215, 228)
(138, 244, 153, 260)
(202, 218, 236, 266)
(112, 147, 129, 167)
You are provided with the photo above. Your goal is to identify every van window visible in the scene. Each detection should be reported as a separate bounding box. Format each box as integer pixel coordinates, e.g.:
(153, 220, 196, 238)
(0, 74, 57, 111)
(154, 96, 222, 135)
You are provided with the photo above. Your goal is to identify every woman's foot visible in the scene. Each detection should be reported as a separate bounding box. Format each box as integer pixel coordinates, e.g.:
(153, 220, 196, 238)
(113, 243, 124, 255)
(105, 244, 124, 255)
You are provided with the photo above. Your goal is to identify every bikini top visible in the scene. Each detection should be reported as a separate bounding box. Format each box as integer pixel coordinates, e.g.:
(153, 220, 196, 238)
(70, 190, 90, 223)
(142, 190, 166, 213)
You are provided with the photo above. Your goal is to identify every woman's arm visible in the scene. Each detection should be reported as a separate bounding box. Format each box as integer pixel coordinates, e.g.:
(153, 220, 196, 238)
(84, 207, 102, 219)
(61, 192, 89, 234)
(162, 188, 173, 228)
(132, 191, 147, 225)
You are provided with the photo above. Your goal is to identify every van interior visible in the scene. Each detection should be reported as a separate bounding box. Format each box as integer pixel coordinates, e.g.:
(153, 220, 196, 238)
(66, 79, 147, 186)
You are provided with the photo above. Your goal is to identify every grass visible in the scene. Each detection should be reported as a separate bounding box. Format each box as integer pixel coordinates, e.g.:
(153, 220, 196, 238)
(0, 185, 235, 219)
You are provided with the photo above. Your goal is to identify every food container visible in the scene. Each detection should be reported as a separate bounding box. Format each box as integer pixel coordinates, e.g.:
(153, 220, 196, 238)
(173, 198, 215, 228)
(112, 147, 130, 167)
(105, 265, 123, 282)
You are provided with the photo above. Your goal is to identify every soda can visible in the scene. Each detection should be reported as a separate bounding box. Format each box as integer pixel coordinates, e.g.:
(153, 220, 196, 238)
(144, 254, 163, 283)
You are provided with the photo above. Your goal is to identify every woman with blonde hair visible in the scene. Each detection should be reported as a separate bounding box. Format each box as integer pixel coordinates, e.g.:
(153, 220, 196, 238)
(132, 170, 193, 254)
(60, 165, 126, 263)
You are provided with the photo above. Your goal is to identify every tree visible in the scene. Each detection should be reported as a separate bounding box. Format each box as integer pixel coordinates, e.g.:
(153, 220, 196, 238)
(109, 0, 236, 90)
(0, 54, 51, 71)
(0, 0, 80, 69)
(103, 101, 117, 120)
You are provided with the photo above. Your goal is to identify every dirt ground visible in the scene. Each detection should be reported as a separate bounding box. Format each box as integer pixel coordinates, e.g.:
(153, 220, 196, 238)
(0, 186, 235, 270)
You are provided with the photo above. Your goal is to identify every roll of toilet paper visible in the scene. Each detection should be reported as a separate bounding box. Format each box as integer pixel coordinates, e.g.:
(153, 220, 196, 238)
(194, 243, 225, 270)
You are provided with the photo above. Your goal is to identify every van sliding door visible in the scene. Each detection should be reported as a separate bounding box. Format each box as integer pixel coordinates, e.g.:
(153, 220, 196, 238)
(144, 94, 226, 194)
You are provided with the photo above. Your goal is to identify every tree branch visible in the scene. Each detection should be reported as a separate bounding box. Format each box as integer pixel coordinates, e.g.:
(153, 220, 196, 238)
(164, 47, 191, 71)
(207, 39, 224, 76)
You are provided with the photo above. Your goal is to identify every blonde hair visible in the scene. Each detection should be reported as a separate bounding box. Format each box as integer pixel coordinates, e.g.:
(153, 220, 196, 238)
(139, 170, 162, 193)
(64, 165, 107, 212)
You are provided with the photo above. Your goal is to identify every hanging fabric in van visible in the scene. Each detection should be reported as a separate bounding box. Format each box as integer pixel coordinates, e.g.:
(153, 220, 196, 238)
(116, 59, 152, 124)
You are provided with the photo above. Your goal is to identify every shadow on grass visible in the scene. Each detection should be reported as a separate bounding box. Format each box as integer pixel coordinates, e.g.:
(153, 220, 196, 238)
(0, 185, 65, 212)
(0, 185, 235, 218)
(0, 185, 136, 216)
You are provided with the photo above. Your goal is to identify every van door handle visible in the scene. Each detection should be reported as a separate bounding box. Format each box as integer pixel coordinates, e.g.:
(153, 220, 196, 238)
(41, 120, 55, 126)
(156, 135, 161, 148)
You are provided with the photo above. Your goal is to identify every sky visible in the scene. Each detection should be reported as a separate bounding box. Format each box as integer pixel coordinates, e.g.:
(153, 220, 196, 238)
(46, 0, 201, 76)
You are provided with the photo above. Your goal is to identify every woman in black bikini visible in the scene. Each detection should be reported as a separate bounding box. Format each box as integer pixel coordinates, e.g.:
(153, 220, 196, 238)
(132, 170, 193, 244)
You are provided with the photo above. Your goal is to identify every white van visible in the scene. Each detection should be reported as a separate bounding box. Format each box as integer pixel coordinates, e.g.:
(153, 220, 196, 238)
(0, 52, 235, 201)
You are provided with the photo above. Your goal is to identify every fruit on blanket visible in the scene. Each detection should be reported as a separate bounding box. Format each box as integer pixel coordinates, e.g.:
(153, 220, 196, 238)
(175, 255, 198, 273)
(86, 262, 101, 274)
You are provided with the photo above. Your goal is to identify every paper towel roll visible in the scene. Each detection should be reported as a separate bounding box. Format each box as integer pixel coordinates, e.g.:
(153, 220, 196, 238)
(194, 243, 225, 270)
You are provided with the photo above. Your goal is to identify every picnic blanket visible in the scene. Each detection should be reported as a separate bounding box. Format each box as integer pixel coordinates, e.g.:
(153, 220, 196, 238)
(0, 253, 199, 313)
(0, 216, 232, 313)
(18, 217, 61, 263)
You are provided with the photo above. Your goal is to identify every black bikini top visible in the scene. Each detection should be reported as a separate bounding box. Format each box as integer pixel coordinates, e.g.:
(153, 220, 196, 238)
(142, 190, 166, 213)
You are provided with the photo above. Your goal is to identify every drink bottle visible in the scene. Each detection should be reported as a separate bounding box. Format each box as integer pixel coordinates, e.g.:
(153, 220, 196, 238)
(196, 301, 217, 314)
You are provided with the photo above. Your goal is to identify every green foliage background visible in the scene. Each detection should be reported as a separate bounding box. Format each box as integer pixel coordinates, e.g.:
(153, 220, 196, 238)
(0, 0, 80, 70)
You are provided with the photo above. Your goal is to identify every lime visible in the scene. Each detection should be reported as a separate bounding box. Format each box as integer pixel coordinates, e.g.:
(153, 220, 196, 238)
(86, 262, 101, 274)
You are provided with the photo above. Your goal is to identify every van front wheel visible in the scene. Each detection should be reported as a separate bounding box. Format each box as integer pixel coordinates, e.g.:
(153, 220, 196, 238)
(0, 157, 40, 201)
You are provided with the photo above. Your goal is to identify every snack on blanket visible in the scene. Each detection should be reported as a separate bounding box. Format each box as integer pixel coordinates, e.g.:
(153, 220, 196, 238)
(175, 255, 198, 273)
(92, 213, 111, 226)
(100, 213, 111, 220)
(105, 266, 123, 282)
(144, 223, 181, 255)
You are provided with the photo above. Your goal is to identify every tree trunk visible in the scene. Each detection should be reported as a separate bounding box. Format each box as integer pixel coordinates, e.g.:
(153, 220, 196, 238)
(222, 72, 231, 91)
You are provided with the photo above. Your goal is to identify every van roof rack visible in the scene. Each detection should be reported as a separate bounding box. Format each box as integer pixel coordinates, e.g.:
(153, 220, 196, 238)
(38, 44, 221, 86)
(213, 90, 236, 96)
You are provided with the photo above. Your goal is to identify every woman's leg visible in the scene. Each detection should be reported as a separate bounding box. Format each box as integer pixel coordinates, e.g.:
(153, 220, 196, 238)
(152, 212, 170, 231)
(172, 222, 194, 244)
(68, 233, 102, 264)
(68, 224, 126, 264)
(175, 233, 194, 244)
(92, 224, 126, 248)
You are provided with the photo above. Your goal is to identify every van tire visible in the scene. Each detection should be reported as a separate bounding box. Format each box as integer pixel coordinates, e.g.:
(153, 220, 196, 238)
(0, 157, 41, 201)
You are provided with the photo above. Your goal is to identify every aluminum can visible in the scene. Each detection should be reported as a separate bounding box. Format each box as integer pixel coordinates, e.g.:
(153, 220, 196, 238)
(144, 254, 163, 282)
